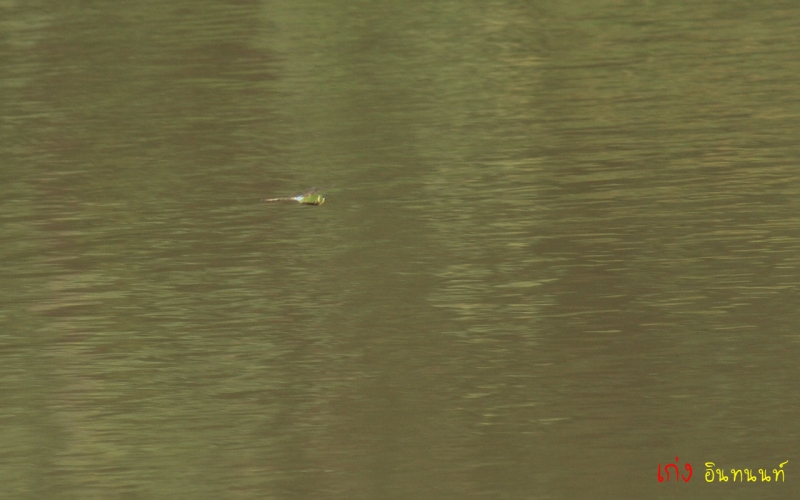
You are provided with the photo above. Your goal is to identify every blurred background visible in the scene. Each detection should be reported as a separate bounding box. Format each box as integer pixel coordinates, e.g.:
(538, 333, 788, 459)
(2, 1, 799, 498)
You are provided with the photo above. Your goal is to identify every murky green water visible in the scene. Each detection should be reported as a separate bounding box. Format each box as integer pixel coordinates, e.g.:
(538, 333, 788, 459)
(3, 1, 800, 498)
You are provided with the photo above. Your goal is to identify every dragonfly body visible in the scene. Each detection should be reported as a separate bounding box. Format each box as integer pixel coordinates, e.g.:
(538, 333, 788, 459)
(262, 187, 329, 206)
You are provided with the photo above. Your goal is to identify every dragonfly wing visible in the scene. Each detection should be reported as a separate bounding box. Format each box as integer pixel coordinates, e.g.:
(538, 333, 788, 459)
(298, 184, 333, 196)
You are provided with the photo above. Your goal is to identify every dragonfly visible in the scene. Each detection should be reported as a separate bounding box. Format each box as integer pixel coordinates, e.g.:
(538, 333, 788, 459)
(262, 186, 333, 206)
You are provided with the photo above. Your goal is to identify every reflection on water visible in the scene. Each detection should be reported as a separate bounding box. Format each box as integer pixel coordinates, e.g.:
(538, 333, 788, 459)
(3, 0, 800, 498)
